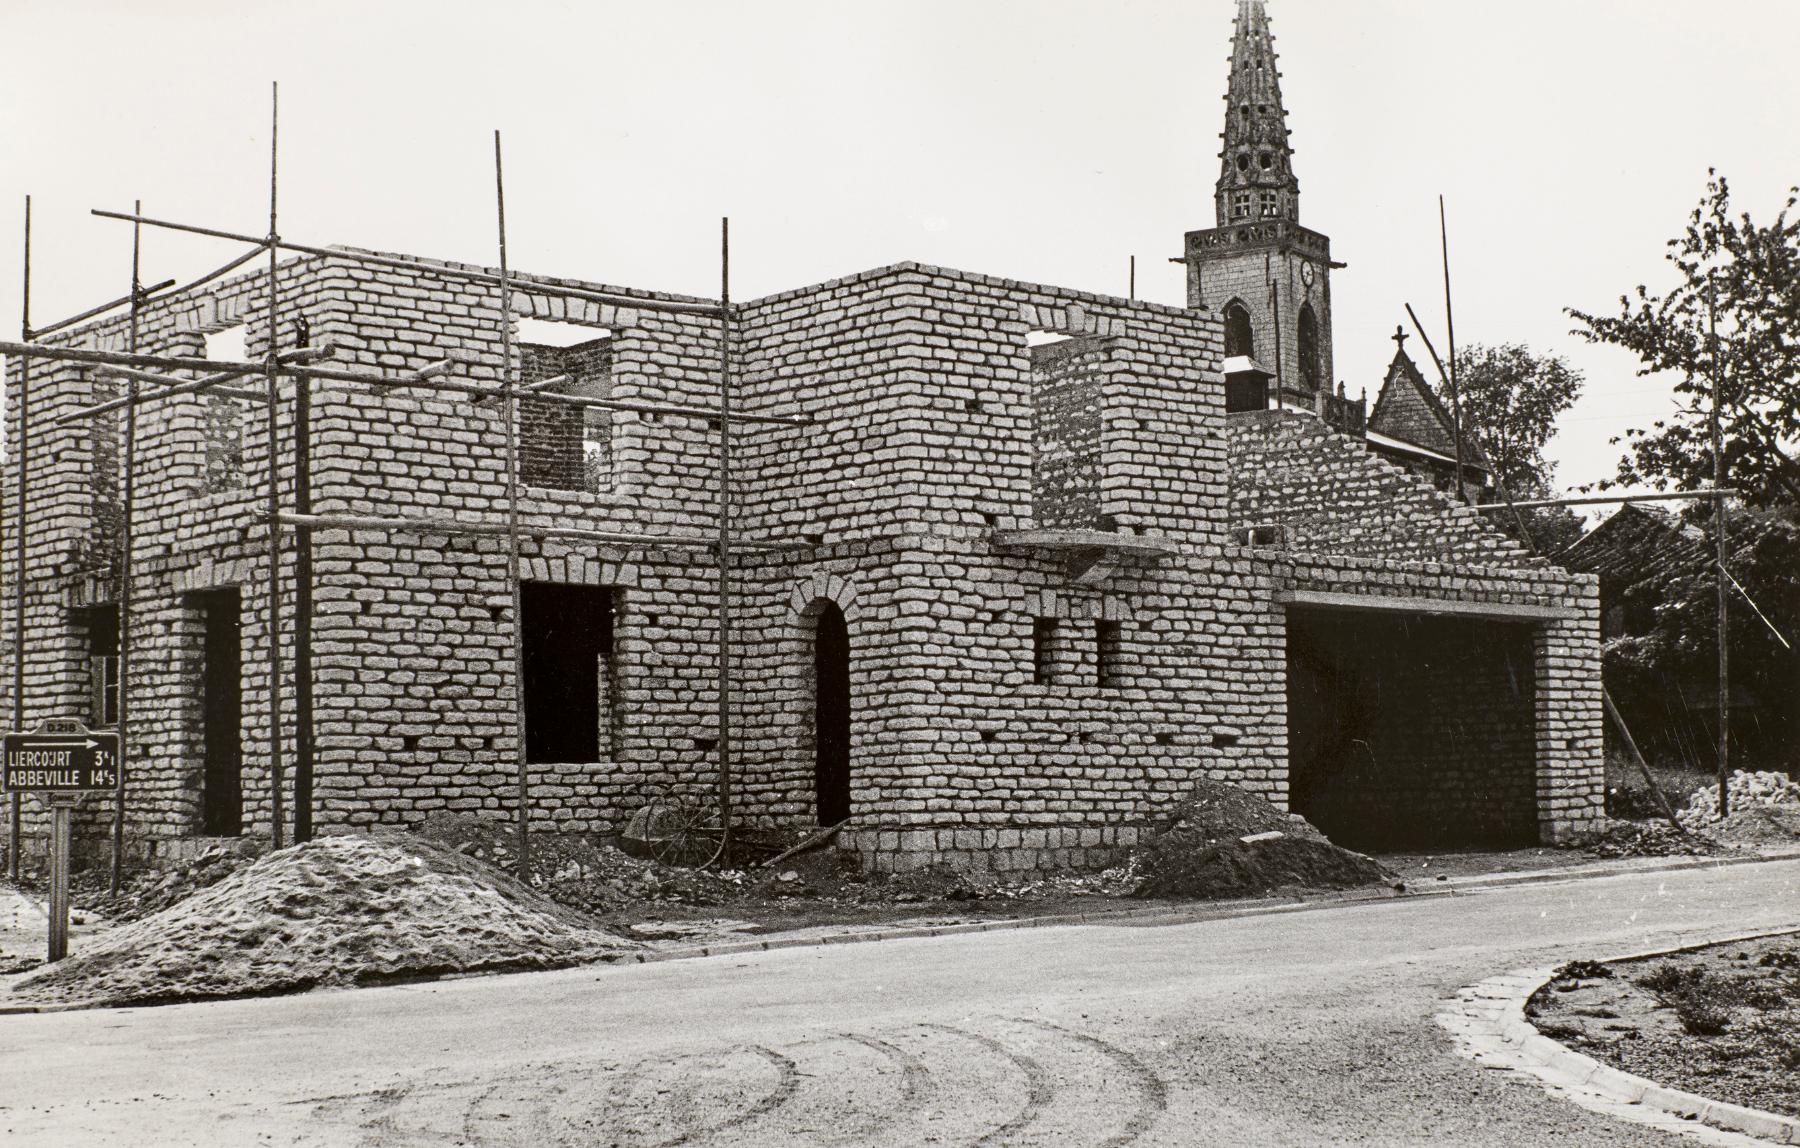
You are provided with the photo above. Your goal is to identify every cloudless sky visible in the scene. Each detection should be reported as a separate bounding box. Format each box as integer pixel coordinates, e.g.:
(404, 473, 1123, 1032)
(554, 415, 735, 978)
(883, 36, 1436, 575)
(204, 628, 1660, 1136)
(2, 0, 1796, 496)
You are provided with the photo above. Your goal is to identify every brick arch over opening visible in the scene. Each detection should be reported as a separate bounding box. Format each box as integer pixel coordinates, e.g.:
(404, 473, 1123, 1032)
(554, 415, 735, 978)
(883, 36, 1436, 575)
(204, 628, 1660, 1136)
(787, 572, 862, 626)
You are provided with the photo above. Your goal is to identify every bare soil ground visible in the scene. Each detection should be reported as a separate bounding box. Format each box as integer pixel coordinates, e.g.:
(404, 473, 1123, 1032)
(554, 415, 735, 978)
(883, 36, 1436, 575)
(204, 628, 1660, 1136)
(1528, 933, 1800, 1120)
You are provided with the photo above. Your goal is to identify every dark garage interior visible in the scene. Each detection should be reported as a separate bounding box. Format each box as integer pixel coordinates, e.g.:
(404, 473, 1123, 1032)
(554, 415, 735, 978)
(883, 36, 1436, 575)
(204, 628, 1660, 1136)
(1286, 607, 1539, 852)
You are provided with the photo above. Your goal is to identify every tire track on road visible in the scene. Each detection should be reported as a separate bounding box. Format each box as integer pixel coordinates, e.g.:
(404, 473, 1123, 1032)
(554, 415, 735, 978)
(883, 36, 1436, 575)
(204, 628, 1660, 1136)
(650, 1044, 799, 1148)
(1010, 1018, 1168, 1147)
(919, 1021, 1053, 1146)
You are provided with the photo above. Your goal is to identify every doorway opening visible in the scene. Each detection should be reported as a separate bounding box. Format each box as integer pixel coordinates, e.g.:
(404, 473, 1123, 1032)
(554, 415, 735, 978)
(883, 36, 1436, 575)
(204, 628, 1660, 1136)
(521, 582, 618, 763)
(813, 602, 850, 826)
(195, 588, 243, 836)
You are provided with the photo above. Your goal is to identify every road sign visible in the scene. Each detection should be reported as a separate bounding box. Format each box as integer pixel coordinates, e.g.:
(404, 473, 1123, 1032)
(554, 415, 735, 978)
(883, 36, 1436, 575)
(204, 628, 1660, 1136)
(3, 724, 120, 792)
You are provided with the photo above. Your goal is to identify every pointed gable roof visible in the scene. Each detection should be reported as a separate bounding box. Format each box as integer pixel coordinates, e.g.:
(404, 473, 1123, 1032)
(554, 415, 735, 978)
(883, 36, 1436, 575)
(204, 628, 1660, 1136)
(1367, 343, 1490, 471)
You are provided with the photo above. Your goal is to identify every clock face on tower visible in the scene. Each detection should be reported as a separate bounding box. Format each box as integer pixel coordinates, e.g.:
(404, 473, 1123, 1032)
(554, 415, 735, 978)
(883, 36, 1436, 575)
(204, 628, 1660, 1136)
(1299, 261, 1316, 289)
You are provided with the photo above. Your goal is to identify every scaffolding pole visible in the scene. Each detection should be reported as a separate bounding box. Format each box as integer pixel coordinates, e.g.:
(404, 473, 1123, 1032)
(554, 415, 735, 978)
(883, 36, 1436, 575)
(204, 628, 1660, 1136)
(494, 131, 531, 880)
(1439, 196, 1468, 501)
(717, 217, 734, 856)
(112, 201, 143, 892)
(29, 278, 176, 342)
(264, 82, 285, 850)
(272, 511, 802, 552)
(1469, 489, 1737, 512)
(9, 195, 28, 879)
(92, 210, 727, 319)
(1708, 278, 1730, 818)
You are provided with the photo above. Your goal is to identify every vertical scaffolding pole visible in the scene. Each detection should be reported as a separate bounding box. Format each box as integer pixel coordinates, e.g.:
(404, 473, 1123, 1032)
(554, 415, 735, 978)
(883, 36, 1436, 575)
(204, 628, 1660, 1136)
(264, 83, 285, 849)
(293, 276, 314, 840)
(716, 218, 733, 854)
(1709, 279, 1730, 818)
(494, 131, 529, 879)
(1439, 195, 1467, 501)
(9, 196, 28, 879)
(112, 202, 142, 892)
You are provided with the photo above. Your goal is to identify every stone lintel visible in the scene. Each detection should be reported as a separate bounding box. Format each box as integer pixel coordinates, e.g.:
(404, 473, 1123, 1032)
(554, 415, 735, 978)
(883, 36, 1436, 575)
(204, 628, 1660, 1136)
(1276, 589, 1580, 623)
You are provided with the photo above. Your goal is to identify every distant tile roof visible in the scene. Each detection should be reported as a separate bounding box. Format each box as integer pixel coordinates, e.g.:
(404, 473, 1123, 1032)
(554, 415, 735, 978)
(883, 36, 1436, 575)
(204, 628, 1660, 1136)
(1559, 502, 1710, 597)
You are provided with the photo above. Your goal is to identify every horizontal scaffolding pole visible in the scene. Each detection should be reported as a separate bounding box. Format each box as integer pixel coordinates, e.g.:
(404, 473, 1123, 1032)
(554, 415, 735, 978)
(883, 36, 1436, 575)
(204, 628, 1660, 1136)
(26, 278, 177, 341)
(1, 338, 810, 429)
(0, 337, 331, 378)
(56, 362, 263, 423)
(1471, 488, 1737, 511)
(95, 364, 268, 404)
(92, 208, 728, 318)
(274, 510, 811, 552)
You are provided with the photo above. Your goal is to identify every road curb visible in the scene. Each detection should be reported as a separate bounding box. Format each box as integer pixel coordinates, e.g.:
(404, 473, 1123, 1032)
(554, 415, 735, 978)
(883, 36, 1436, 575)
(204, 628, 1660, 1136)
(3, 849, 1796, 1015)
(1439, 926, 1800, 1146)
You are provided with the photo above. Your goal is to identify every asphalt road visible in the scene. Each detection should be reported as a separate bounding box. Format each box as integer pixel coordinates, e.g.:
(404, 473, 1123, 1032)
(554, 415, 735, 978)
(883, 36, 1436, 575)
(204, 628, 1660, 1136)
(3, 859, 1796, 1147)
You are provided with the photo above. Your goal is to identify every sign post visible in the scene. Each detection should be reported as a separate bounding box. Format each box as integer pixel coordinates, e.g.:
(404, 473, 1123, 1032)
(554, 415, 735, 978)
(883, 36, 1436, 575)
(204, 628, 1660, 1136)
(3, 720, 120, 962)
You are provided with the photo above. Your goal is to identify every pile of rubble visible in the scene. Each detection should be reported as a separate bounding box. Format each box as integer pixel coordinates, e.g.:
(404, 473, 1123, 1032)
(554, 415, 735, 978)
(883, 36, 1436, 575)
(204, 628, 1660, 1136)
(1576, 819, 1724, 860)
(416, 812, 748, 912)
(1677, 770, 1800, 834)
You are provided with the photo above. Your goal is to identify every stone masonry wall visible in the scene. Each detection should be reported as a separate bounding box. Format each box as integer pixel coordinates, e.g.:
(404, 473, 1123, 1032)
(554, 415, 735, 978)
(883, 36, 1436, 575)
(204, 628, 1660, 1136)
(3, 253, 1604, 874)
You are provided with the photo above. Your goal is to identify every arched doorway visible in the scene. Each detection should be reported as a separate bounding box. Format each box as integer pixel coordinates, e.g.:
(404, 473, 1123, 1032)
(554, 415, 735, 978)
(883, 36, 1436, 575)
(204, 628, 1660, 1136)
(813, 602, 851, 826)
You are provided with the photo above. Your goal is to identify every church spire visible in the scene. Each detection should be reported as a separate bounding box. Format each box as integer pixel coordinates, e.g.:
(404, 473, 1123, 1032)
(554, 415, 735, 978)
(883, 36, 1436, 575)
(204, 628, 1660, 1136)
(1215, 0, 1300, 228)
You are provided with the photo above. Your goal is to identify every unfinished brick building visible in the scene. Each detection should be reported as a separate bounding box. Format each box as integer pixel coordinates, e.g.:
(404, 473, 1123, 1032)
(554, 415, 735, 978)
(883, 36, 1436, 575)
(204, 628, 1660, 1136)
(0, 0, 1605, 872)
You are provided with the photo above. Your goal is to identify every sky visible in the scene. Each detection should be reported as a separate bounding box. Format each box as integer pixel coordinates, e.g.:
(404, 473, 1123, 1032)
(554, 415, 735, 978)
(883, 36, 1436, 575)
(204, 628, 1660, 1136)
(1, 0, 1796, 498)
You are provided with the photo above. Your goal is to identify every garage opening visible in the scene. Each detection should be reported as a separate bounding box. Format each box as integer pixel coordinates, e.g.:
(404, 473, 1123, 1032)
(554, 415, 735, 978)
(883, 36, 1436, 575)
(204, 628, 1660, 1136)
(1286, 608, 1537, 851)
(521, 583, 618, 764)
(813, 602, 851, 826)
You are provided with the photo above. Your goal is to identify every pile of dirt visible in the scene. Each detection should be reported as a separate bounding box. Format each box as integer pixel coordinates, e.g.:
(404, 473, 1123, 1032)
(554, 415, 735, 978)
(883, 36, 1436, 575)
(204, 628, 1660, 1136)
(5, 832, 637, 1008)
(417, 812, 749, 911)
(69, 841, 265, 924)
(1130, 779, 1393, 900)
(1678, 770, 1800, 832)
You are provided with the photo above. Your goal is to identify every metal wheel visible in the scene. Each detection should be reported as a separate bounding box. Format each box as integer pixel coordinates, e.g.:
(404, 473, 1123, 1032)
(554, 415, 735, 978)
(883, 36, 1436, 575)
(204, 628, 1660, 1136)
(640, 787, 726, 869)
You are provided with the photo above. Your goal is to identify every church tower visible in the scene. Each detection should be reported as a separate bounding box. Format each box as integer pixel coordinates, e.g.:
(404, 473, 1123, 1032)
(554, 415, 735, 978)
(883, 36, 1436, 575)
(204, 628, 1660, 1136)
(1182, 0, 1338, 410)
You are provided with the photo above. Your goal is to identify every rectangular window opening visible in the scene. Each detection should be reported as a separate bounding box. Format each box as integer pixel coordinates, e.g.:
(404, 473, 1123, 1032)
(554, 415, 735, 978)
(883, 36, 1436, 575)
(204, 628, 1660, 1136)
(522, 582, 621, 764)
(1032, 618, 1059, 685)
(1095, 619, 1122, 689)
(519, 323, 614, 495)
(76, 604, 120, 728)
(202, 323, 251, 493)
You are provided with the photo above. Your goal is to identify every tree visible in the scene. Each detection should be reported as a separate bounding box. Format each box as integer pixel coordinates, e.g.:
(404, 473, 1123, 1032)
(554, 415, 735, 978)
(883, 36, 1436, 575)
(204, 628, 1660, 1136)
(1451, 342, 1586, 554)
(1454, 342, 1585, 494)
(1568, 172, 1800, 510)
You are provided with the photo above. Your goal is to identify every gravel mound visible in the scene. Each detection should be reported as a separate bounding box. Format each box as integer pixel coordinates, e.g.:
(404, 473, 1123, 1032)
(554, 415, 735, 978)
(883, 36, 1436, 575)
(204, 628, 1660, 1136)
(1131, 780, 1391, 900)
(6, 832, 638, 1008)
